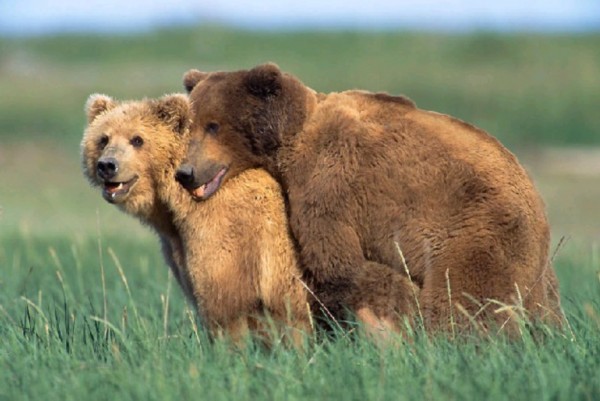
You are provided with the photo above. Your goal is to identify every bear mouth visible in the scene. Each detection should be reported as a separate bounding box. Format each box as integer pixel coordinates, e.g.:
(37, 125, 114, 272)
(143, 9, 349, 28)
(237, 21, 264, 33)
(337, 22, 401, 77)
(190, 167, 228, 201)
(102, 176, 139, 204)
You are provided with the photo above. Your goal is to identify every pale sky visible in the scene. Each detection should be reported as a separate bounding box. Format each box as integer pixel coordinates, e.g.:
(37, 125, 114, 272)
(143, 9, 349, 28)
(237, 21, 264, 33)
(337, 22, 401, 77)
(1, 0, 599, 35)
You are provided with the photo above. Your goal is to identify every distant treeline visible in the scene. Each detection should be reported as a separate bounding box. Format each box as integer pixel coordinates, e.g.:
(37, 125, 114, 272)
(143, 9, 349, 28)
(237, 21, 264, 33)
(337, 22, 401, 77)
(1, 26, 598, 147)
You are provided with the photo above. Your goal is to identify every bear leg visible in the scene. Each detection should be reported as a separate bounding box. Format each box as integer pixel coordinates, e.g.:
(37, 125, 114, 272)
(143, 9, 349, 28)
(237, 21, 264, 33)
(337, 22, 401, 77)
(294, 215, 419, 332)
(351, 261, 421, 335)
(417, 236, 550, 335)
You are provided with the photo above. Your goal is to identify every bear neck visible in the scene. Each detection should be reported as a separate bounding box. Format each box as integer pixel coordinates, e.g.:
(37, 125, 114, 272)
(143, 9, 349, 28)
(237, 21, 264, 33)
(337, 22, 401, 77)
(146, 150, 189, 239)
(273, 88, 320, 188)
(154, 159, 200, 235)
(145, 201, 178, 238)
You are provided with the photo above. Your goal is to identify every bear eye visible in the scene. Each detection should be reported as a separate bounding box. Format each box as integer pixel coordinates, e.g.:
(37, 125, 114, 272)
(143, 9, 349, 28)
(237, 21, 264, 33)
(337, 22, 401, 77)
(98, 135, 109, 149)
(130, 135, 144, 148)
(205, 122, 220, 135)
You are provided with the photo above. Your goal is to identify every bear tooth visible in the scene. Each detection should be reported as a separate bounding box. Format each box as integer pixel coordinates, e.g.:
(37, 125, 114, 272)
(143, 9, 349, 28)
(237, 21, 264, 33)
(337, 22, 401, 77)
(117, 183, 124, 189)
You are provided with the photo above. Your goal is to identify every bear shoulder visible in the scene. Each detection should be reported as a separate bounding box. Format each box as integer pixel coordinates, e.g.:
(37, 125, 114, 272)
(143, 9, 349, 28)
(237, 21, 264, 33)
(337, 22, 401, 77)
(224, 169, 284, 207)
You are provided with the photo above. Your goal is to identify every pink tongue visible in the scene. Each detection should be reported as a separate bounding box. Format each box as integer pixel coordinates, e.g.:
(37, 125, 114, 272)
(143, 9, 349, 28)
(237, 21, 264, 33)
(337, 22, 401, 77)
(204, 178, 220, 197)
(105, 184, 120, 193)
(192, 184, 206, 198)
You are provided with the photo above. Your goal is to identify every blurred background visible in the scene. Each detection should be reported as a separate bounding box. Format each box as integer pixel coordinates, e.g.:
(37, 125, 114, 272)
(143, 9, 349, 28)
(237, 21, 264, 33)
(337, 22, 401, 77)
(1, 0, 599, 246)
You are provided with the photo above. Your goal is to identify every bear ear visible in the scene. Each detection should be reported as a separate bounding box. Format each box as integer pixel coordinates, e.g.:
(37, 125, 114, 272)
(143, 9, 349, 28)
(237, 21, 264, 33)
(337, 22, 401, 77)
(244, 62, 282, 99)
(183, 69, 209, 93)
(85, 94, 116, 123)
(153, 94, 190, 134)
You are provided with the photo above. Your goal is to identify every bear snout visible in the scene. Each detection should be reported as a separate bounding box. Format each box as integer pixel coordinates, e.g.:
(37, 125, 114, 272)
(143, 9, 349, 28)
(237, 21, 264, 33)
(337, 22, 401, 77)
(97, 157, 119, 180)
(175, 164, 195, 189)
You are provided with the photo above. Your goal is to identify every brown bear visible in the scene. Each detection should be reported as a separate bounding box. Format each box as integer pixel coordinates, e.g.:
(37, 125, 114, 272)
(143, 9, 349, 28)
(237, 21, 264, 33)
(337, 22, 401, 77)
(177, 63, 563, 335)
(81, 93, 311, 345)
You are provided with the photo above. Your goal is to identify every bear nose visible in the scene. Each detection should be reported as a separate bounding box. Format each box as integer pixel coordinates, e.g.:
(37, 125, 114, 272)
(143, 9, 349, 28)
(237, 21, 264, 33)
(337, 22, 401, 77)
(97, 157, 119, 180)
(175, 164, 195, 188)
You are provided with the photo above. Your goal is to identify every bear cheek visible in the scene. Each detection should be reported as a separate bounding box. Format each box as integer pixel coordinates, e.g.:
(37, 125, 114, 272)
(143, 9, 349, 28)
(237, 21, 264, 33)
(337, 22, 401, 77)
(82, 141, 102, 184)
(123, 185, 148, 213)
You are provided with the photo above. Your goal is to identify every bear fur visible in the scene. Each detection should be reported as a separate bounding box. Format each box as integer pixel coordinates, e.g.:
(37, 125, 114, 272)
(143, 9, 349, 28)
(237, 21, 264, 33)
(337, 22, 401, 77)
(179, 63, 563, 335)
(81, 93, 311, 344)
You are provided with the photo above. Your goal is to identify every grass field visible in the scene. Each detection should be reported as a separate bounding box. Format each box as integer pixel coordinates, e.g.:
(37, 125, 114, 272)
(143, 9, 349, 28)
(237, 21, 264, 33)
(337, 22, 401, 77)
(1, 27, 599, 400)
(0, 222, 599, 400)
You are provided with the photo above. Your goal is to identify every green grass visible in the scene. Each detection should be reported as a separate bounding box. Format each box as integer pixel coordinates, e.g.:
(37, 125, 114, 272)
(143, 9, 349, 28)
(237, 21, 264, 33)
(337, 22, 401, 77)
(0, 230, 599, 401)
(1, 27, 599, 147)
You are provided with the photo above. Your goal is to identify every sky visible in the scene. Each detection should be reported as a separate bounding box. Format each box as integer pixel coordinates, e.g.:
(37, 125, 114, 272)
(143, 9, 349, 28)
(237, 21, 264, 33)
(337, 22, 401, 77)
(0, 0, 599, 35)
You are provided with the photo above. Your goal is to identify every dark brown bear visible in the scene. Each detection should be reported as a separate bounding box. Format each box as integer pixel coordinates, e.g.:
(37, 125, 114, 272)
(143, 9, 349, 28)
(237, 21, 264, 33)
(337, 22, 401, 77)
(177, 63, 562, 335)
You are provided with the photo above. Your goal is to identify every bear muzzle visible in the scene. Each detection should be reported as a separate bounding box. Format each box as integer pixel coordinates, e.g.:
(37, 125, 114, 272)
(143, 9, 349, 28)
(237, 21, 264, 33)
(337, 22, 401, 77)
(97, 156, 139, 203)
(97, 157, 119, 180)
(101, 175, 139, 204)
(175, 163, 228, 201)
(174, 164, 195, 188)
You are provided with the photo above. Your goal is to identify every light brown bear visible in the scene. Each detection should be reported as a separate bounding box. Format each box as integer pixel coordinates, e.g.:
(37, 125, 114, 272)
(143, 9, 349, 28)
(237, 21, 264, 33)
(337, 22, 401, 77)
(81, 93, 311, 344)
(177, 63, 563, 335)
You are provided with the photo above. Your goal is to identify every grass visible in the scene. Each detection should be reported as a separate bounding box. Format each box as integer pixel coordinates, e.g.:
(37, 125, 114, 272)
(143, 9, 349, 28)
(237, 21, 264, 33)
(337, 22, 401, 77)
(0, 230, 599, 401)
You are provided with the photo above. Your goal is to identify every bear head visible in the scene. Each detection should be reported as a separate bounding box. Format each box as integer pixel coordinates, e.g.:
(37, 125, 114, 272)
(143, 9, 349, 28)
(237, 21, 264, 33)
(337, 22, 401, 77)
(176, 63, 309, 200)
(81, 93, 190, 218)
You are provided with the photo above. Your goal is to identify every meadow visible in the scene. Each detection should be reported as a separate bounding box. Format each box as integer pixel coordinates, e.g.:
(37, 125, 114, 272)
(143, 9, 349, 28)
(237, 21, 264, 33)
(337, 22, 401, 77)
(0, 27, 599, 400)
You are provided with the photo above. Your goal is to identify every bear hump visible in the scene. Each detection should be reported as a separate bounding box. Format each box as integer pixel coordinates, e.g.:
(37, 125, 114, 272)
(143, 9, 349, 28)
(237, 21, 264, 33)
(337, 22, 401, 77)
(370, 92, 416, 108)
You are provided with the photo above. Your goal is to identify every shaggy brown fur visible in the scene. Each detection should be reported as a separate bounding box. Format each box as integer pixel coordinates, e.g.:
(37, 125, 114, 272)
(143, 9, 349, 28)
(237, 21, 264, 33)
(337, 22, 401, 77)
(81, 94, 310, 344)
(179, 63, 563, 335)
